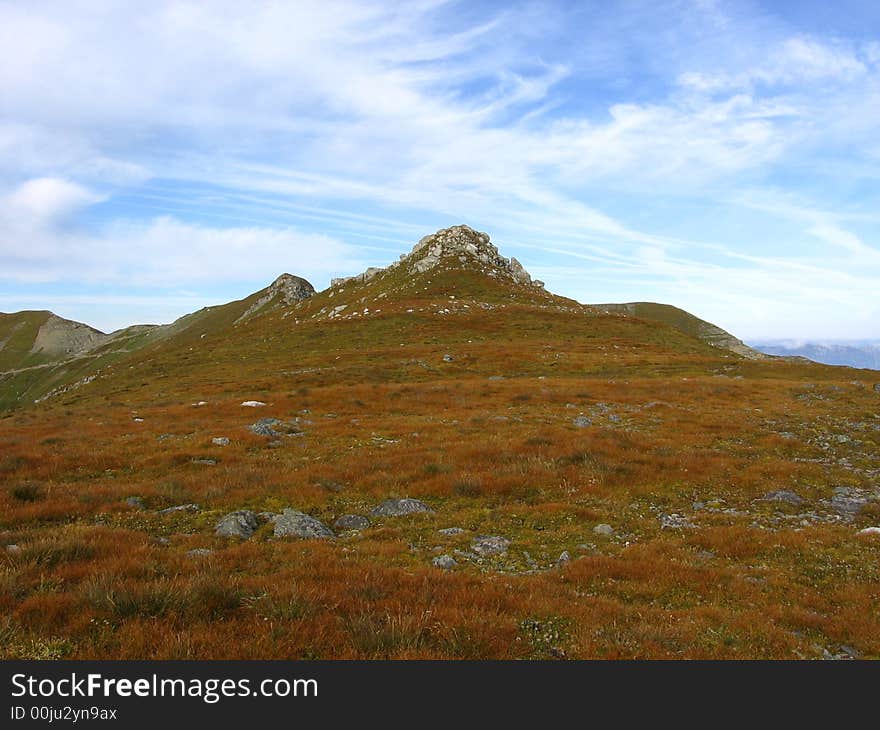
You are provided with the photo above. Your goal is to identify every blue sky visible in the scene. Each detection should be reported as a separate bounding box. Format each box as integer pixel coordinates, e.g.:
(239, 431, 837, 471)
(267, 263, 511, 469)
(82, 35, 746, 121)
(1, 0, 878, 340)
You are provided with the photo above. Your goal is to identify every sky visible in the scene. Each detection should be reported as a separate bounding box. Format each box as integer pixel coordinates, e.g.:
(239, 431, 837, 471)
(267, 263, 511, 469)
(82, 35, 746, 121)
(1, 0, 879, 340)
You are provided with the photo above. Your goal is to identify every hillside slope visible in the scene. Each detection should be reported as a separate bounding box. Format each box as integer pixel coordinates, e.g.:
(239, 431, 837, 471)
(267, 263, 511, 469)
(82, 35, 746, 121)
(597, 302, 765, 360)
(1, 225, 878, 660)
(0, 228, 766, 412)
(0, 274, 314, 411)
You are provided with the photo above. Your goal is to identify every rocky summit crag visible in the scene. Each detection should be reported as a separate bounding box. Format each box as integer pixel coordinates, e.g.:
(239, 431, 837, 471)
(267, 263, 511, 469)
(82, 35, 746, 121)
(332, 224, 543, 289)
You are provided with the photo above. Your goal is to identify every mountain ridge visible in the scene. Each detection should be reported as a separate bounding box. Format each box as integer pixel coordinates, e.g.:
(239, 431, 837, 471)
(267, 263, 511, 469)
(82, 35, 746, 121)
(0, 224, 804, 412)
(751, 340, 880, 370)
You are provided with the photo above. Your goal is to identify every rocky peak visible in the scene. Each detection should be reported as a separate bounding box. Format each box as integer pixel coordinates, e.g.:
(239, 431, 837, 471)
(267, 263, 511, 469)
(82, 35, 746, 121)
(406, 225, 542, 287)
(331, 225, 543, 289)
(267, 273, 315, 304)
(235, 273, 315, 324)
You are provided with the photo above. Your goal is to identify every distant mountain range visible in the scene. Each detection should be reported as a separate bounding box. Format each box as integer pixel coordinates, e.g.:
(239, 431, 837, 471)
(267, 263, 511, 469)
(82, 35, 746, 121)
(751, 340, 880, 370)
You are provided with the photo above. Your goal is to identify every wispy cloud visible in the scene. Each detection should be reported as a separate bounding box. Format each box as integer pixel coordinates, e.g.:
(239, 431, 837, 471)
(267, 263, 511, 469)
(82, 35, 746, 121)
(0, 1, 878, 338)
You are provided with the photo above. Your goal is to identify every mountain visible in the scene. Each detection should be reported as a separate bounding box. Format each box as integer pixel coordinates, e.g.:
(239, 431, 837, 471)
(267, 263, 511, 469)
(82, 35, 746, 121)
(2, 225, 878, 661)
(0, 225, 759, 412)
(0, 273, 314, 410)
(597, 302, 765, 360)
(751, 340, 880, 370)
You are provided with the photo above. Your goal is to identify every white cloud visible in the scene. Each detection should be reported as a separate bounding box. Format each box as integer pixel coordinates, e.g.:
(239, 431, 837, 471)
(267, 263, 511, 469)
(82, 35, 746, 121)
(6, 177, 105, 226)
(678, 35, 873, 93)
(0, 2, 878, 339)
(0, 179, 361, 288)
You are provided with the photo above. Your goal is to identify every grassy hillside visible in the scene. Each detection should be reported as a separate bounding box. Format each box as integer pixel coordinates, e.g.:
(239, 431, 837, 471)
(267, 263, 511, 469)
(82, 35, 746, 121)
(598, 302, 764, 359)
(1, 240, 877, 659)
(0, 277, 311, 412)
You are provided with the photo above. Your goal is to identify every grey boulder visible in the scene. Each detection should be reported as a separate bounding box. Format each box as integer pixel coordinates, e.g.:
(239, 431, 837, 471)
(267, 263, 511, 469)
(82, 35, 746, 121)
(273, 509, 334, 539)
(215, 510, 259, 539)
(471, 535, 510, 556)
(831, 488, 867, 518)
(438, 527, 465, 536)
(660, 513, 695, 530)
(370, 498, 433, 517)
(333, 514, 371, 531)
(159, 503, 199, 515)
(762, 490, 803, 505)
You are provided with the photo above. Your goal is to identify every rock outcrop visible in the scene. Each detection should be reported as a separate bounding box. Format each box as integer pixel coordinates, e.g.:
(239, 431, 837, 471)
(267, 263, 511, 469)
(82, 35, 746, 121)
(331, 225, 544, 290)
(31, 313, 108, 357)
(236, 273, 315, 323)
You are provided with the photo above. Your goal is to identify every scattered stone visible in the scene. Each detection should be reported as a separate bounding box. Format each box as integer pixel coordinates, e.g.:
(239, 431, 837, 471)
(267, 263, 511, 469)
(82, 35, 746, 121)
(593, 523, 614, 536)
(158, 503, 200, 515)
(831, 487, 867, 519)
(132, 417, 144, 422)
(192, 401, 208, 407)
(5, 544, 21, 553)
(660, 513, 695, 530)
(556, 550, 571, 566)
(432, 554, 457, 570)
(333, 514, 371, 531)
(438, 527, 465, 536)
(471, 535, 510, 556)
(821, 644, 860, 660)
(125, 496, 145, 510)
(249, 418, 282, 437)
(248, 418, 301, 438)
(215, 510, 259, 539)
(191, 458, 216, 465)
(241, 401, 266, 407)
(858, 527, 880, 536)
(273, 509, 334, 539)
(371, 498, 434, 517)
(523, 551, 539, 569)
(212, 437, 230, 446)
(874, 384, 880, 393)
(762, 490, 804, 506)
(573, 415, 592, 428)
(442, 354, 454, 362)
(186, 548, 214, 558)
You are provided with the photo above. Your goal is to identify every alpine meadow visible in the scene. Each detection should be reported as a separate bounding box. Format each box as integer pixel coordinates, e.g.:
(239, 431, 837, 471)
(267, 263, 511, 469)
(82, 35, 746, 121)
(1, 1, 880, 663)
